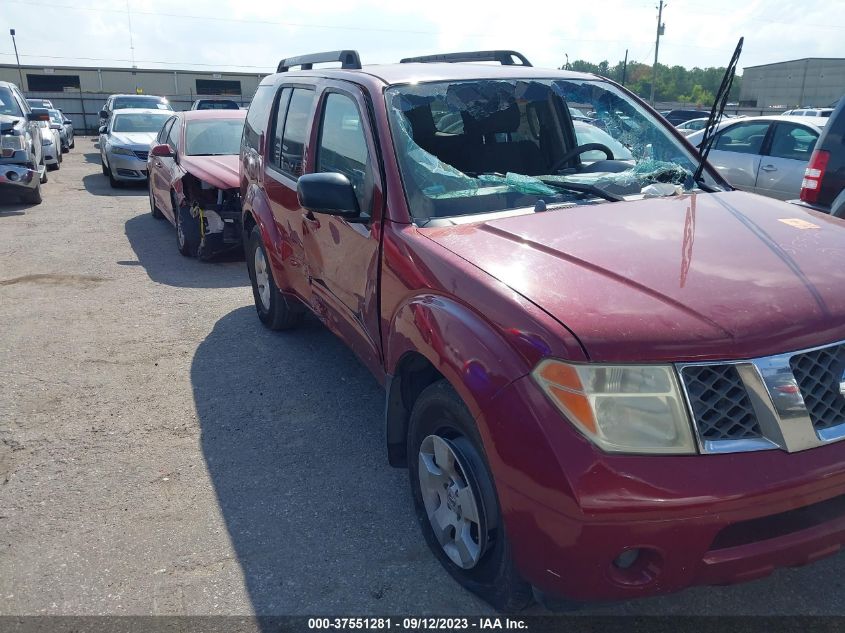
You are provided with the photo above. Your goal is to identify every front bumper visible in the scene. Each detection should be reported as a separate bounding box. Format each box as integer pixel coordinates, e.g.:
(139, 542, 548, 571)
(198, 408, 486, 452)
(43, 143, 59, 165)
(0, 163, 38, 195)
(483, 374, 845, 602)
(106, 152, 148, 182)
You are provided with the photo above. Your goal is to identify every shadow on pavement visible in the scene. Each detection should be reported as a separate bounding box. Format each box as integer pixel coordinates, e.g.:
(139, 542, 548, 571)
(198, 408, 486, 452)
(83, 173, 147, 197)
(124, 212, 248, 288)
(192, 306, 487, 615)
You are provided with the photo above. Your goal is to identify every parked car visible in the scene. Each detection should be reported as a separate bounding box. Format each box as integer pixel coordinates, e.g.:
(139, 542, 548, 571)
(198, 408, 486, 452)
(57, 109, 74, 149)
(147, 109, 246, 258)
(25, 97, 53, 109)
(791, 95, 845, 217)
(37, 119, 61, 171)
(98, 94, 172, 129)
(47, 109, 68, 152)
(99, 108, 172, 187)
(675, 117, 710, 136)
(0, 81, 49, 203)
(190, 98, 240, 111)
(240, 49, 845, 611)
(782, 108, 833, 118)
(686, 115, 826, 200)
(662, 108, 707, 125)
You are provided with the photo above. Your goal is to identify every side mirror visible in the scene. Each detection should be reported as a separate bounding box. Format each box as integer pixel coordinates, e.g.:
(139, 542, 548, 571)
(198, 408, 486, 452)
(99, 110, 108, 119)
(98, 126, 107, 135)
(28, 107, 51, 122)
(297, 173, 360, 218)
(150, 143, 175, 158)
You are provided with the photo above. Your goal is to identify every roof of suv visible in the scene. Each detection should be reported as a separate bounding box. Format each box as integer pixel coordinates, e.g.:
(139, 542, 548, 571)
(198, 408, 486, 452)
(262, 63, 597, 87)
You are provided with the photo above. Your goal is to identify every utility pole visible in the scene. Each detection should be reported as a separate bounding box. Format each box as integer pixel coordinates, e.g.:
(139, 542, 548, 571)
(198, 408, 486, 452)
(9, 29, 24, 89)
(650, 1, 666, 106)
(621, 49, 628, 86)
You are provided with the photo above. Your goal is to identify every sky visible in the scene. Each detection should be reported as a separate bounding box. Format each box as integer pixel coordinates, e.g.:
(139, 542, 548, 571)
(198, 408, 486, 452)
(1, 0, 843, 75)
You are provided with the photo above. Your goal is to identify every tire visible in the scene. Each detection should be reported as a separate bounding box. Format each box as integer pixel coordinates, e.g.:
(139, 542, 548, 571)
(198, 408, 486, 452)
(173, 193, 197, 257)
(101, 156, 108, 176)
(408, 380, 532, 613)
(246, 225, 303, 330)
(149, 183, 163, 219)
(47, 162, 58, 172)
(20, 183, 42, 205)
(108, 164, 122, 188)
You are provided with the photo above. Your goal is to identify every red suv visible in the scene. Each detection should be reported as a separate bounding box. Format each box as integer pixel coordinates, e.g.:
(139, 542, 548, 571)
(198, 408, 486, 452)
(239, 50, 845, 611)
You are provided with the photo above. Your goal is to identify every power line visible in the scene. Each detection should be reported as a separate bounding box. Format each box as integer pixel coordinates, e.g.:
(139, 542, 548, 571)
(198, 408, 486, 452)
(0, 51, 274, 71)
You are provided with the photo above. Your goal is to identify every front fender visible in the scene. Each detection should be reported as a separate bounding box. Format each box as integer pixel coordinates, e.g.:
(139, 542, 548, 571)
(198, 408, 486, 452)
(384, 294, 534, 466)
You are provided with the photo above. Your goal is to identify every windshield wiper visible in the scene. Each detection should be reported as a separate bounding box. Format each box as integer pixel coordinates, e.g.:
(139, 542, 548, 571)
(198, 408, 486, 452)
(692, 37, 743, 186)
(537, 179, 624, 203)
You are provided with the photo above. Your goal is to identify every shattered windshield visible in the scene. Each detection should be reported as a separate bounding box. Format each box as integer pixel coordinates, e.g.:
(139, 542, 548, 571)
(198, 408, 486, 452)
(386, 78, 722, 221)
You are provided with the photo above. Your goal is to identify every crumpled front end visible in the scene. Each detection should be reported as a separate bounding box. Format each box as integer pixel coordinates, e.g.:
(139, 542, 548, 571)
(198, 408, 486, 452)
(178, 175, 242, 258)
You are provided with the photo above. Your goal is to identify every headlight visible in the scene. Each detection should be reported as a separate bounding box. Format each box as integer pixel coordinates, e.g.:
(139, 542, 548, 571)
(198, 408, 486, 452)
(111, 146, 136, 156)
(532, 359, 696, 454)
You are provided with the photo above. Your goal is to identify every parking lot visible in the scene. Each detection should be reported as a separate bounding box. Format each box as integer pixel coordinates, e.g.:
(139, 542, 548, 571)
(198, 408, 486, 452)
(2, 142, 845, 619)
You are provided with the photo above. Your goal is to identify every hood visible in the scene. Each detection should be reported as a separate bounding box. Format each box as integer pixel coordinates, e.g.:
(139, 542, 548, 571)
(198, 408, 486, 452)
(108, 132, 157, 148)
(179, 154, 239, 190)
(422, 191, 845, 362)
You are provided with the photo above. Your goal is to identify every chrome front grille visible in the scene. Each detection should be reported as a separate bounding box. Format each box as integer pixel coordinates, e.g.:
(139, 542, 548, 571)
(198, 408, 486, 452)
(681, 365, 762, 441)
(678, 340, 845, 454)
(790, 345, 845, 431)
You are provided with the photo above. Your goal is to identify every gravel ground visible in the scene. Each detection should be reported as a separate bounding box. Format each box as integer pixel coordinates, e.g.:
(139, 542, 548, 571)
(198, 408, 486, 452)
(1, 143, 844, 619)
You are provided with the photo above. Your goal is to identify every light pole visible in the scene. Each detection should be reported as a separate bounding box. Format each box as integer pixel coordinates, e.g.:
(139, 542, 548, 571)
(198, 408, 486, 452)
(9, 29, 24, 89)
(650, 1, 666, 106)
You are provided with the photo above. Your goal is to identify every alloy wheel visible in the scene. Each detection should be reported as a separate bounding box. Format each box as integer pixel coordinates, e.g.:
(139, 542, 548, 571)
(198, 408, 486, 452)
(418, 434, 486, 569)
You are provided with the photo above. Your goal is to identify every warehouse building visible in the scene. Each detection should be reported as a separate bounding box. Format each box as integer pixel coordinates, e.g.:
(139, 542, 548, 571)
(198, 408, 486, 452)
(0, 63, 269, 132)
(739, 58, 845, 108)
(0, 63, 266, 99)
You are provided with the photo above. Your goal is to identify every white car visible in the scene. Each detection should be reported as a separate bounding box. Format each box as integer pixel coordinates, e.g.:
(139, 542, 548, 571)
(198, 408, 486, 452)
(782, 108, 833, 118)
(686, 115, 827, 200)
(99, 108, 172, 188)
(675, 117, 711, 136)
(37, 119, 62, 171)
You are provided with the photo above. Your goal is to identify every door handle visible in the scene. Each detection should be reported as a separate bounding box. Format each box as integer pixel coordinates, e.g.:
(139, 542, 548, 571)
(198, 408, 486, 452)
(302, 211, 320, 229)
(154, 160, 162, 167)
(761, 164, 777, 172)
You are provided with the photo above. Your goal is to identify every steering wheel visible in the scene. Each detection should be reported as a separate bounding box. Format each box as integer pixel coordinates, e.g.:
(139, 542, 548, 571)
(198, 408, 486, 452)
(551, 143, 615, 173)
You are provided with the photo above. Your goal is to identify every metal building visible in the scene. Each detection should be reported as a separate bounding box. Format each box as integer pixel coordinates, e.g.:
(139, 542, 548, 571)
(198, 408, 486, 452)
(0, 63, 268, 132)
(0, 63, 266, 100)
(739, 58, 845, 109)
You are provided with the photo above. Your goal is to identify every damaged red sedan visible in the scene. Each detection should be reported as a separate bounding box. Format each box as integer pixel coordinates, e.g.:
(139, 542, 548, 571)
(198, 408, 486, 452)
(148, 109, 246, 258)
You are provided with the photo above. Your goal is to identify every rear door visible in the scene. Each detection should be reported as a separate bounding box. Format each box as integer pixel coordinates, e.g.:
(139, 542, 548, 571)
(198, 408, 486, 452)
(300, 82, 384, 372)
(263, 85, 315, 302)
(706, 120, 772, 191)
(755, 121, 820, 200)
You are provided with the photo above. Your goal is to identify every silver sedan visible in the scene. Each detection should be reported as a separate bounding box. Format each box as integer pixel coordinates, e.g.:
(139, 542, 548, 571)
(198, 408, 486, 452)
(99, 108, 172, 188)
(687, 115, 827, 200)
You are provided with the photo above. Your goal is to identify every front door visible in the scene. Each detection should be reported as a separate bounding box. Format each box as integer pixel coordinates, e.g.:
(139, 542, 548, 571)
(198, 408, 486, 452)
(150, 116, 177, 217)
(301, 85, 384, 372)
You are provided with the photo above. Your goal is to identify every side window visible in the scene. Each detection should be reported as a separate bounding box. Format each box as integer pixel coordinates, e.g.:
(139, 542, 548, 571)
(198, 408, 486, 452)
(317, 93, 372, 214)
(279, 88, 316, 178)
(768, 123, 819, 161)
(158, 117, 176, 145)
(270, 88, 292, 168)
(243, 84, 276, 152)
(165, 117, 180, 151)
(714, 122, 770, 155)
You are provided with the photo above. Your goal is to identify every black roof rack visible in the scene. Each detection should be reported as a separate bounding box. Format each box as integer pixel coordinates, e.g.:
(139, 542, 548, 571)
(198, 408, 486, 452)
(399, 50, 532, 67)
(277, 50, 362, 73)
